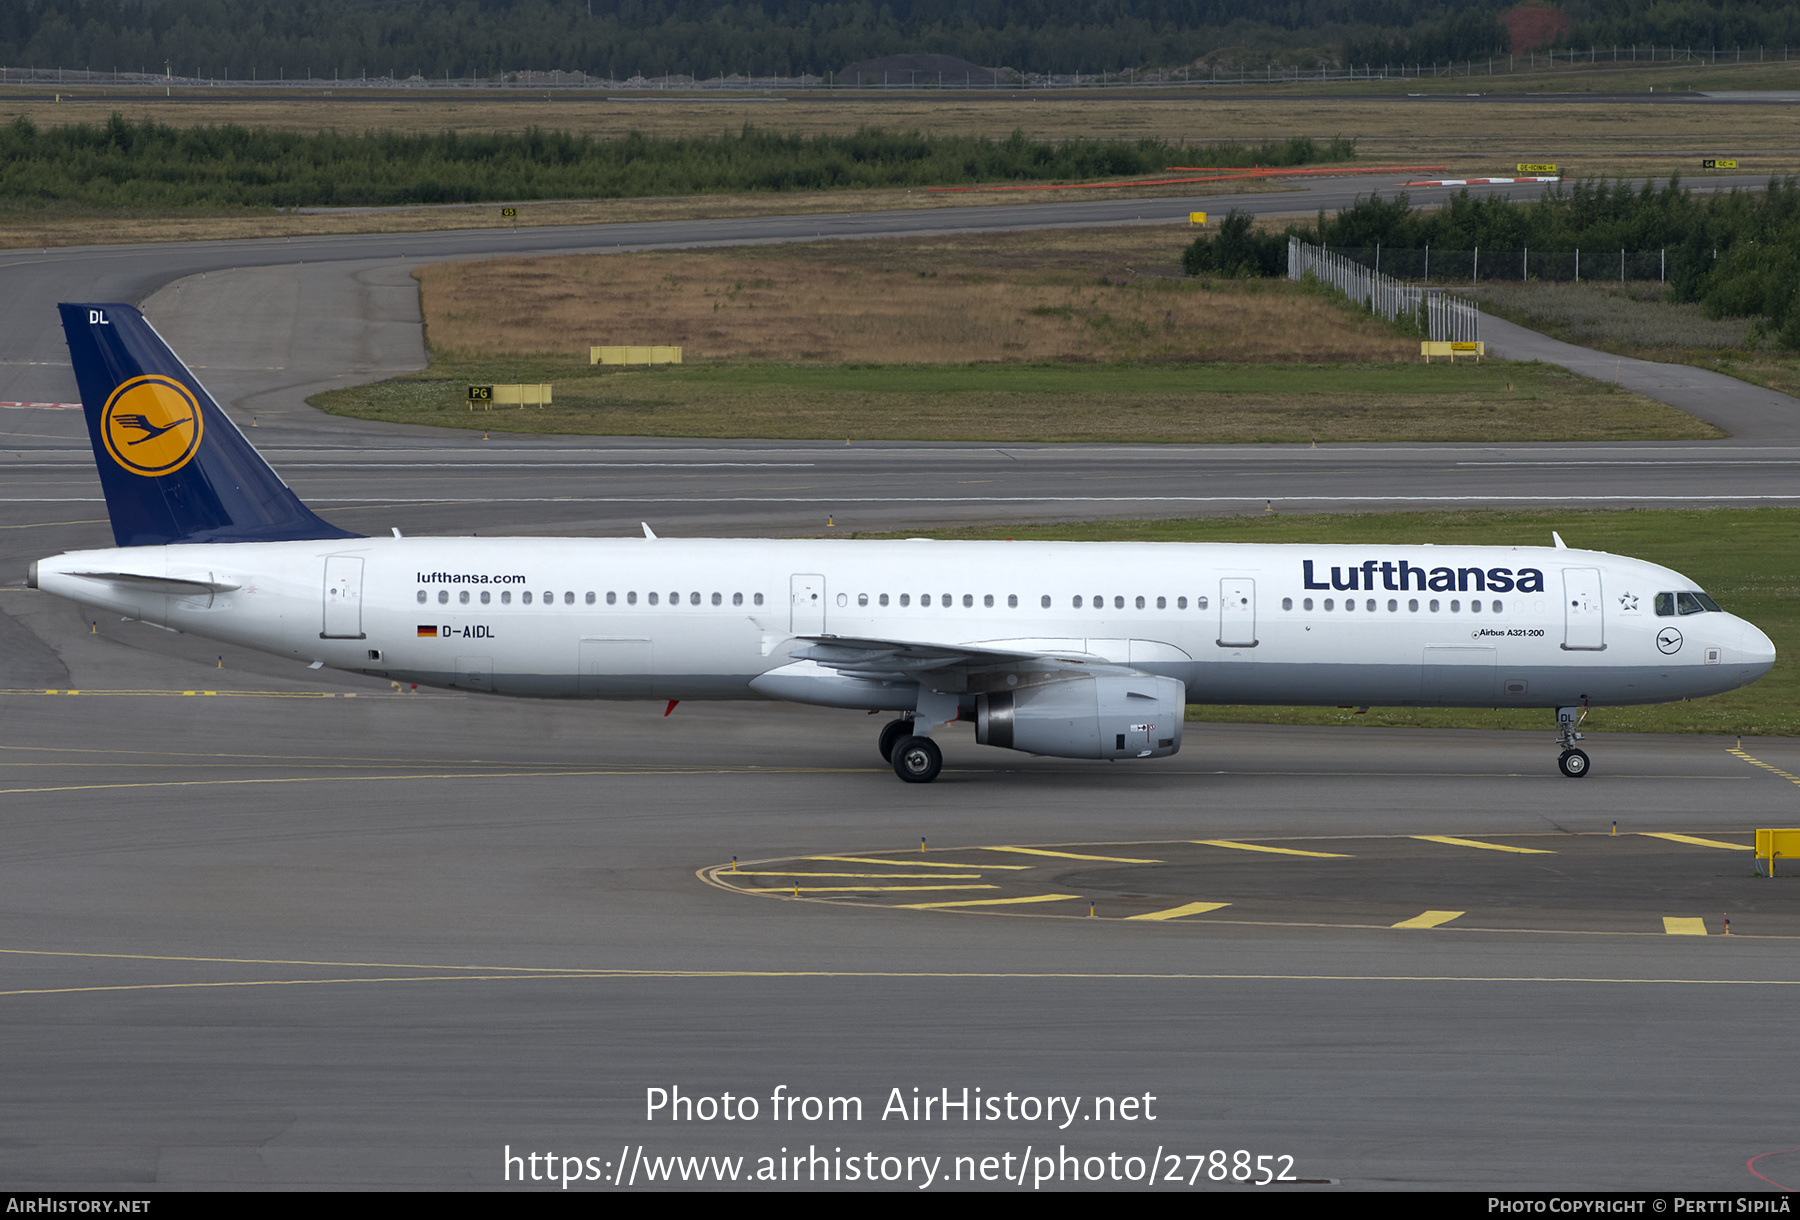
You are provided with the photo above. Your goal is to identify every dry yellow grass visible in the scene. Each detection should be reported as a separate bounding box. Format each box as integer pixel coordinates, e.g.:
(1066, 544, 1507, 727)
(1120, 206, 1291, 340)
(2, 84, 1793, 249)
(8, 87, 1798, 173)
(418, 224, 1417, 364)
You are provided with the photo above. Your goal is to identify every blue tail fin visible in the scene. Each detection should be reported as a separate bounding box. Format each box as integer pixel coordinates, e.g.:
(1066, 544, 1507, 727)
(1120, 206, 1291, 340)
(59, 303, 361, 548)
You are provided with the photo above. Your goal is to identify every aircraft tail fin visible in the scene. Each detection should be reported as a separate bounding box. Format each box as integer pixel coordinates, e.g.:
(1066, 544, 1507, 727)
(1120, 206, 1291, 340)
(58, 303, 361, 547)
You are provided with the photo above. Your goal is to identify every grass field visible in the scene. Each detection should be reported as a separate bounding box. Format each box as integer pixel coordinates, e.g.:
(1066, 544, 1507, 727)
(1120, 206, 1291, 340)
(3, 76, 1796, 247)
(855, 506, 1799, 738)
(313, 227, 1713, 443)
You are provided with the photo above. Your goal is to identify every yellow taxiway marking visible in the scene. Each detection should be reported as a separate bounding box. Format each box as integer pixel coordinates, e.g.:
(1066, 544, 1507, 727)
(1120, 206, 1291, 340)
(1729, 747, 1800, 787)
(744, 885, 997, 894)
(1126, 902, 1231, 922)
(808, 856, 1033, 870)
(1393, 910, 1466, 929)
(1664, 917, 1709, 936)
(1193, 840, 1351, 858)
(898, 893, 1084, 910)
(982, 847, 1163, 863)
(728, 872, 982, 879)
(11, 947, 1800, 997)
(1641, 832, 1754, 851)
(1413, 835, 1555, 855)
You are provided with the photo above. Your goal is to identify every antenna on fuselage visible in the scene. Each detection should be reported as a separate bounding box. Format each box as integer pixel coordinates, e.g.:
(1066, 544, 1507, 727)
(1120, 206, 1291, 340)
(642, 522, 658, 540)
(1552, 531, 1568, 549)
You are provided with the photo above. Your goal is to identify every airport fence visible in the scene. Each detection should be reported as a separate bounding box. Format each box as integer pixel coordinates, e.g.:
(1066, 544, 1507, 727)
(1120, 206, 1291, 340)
(1288, 237, 1481, 343)
(1321, 246, 1673, 284)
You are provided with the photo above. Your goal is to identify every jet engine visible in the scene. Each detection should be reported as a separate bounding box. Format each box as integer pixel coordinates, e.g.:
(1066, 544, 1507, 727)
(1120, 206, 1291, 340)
(975, 674, 1185, 760)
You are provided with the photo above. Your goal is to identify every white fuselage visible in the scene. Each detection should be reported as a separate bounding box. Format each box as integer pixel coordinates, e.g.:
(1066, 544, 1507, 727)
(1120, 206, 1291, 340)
(33, 536, 1776, 713)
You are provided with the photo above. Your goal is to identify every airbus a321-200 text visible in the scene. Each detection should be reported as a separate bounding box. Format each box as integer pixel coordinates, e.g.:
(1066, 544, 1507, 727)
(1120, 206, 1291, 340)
(27, 304, 1777, 782)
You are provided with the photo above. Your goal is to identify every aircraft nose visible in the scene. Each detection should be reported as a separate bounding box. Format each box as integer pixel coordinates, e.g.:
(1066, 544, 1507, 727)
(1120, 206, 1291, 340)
(1736, 617, 1777, 674)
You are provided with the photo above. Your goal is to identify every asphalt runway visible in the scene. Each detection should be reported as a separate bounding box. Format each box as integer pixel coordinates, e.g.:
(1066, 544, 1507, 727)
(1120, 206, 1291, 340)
(3, 181, 1800, 1191)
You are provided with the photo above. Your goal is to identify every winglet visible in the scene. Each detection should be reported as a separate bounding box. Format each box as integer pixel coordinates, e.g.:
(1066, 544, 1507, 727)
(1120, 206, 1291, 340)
(59, 303, 360, 547)
(1552, 531, 1568, 549)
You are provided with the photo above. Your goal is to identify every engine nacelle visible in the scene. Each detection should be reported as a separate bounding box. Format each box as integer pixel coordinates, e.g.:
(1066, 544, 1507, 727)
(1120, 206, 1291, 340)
(975, 674, 1185, 760)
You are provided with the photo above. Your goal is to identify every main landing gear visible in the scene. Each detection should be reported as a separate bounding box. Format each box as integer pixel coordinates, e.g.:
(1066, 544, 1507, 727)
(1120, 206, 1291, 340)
(878, 718, 913, 764)
(1556, 706, 1591, 779)
(878, 716, 942, 783)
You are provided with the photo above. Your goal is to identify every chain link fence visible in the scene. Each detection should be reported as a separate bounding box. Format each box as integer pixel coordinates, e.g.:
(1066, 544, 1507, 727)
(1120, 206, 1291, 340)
(1288, 238, 1481, 342)
(1323, 246, 1672, 284)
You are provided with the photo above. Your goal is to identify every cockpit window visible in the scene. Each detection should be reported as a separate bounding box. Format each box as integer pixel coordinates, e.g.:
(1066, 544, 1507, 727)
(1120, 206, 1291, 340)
(1658, 591, 1720, 616)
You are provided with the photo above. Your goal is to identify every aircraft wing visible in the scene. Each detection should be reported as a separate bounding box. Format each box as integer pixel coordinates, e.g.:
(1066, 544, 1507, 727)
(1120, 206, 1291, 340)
(789, 635, 1127, 684)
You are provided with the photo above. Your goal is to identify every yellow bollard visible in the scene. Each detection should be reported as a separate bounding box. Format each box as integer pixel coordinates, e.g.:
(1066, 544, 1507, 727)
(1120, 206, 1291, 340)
(732, 856, 738, 872)
(1611, 821, 1617, 836)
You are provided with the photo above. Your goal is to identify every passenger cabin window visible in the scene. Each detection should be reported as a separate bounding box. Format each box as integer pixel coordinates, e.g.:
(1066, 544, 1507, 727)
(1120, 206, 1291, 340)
(714, 593, 724, 606)
(754, 593, 764, 606)
(437, 590, 449, 605)
(482, 591, 491, 605)
(501, 591, 512, 605)
(585, 592, 595, 605)
(416, 590, 427, 604)
(607, 592, 617, 605)
(459, 590, 470, 604)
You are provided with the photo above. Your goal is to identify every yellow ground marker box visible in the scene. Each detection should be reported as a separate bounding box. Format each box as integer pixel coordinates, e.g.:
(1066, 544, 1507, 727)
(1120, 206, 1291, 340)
(1421, 341, 1485, 362)
(1755, 828, 1800, 875)
(467, 383, 552, 408)
(591, 345, 684, 365)
(1189, 211, 1207, 225)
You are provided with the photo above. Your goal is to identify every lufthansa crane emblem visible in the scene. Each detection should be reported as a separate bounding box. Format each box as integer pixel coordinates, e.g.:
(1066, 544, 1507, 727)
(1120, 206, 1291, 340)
(101, 375, 203, 476)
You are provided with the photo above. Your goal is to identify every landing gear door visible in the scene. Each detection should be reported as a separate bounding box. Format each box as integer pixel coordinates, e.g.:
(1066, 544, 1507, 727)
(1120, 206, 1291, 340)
(1562, 567, 1605, 651)
(321, 555, 365, 639)
(1218, 578, 1256, 648)
(791, 573, 826, 635)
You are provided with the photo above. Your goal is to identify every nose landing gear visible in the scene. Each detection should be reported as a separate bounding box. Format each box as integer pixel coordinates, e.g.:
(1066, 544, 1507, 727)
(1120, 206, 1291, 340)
(1556, 706, 1590, 778)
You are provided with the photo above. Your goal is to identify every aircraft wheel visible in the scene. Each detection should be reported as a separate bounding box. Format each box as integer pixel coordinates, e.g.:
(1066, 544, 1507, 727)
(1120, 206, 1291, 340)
(892, 736, 943, 784)
(878, 718, 913, 763)
(1558, 749, 1591, 778)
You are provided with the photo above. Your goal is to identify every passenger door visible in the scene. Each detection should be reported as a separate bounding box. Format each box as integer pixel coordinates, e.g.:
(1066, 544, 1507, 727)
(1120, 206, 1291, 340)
(1218, 578, 1257, 649)
(321, 556, 364, 639)
(1562, 567, 1605, 650)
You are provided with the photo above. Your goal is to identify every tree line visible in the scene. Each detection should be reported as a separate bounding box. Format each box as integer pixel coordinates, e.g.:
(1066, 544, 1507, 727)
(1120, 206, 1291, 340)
(0, 114, 1350, 208)
(6, 1, 1797, 81)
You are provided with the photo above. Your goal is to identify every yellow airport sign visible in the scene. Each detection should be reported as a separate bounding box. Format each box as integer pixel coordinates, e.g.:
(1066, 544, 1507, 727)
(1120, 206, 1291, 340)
(1517, 163, 1557, 174)
(1703, 159, 1738, 169)
(1189, 211, 1207, 225)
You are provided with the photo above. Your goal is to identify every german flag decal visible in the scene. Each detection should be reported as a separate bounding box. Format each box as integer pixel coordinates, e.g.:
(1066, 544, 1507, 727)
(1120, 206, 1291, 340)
(417, 625, 438, 637)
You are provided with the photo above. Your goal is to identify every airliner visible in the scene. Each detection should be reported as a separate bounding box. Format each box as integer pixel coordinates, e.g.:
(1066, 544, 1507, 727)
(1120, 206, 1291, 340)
(26, 304, 1777, 782)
